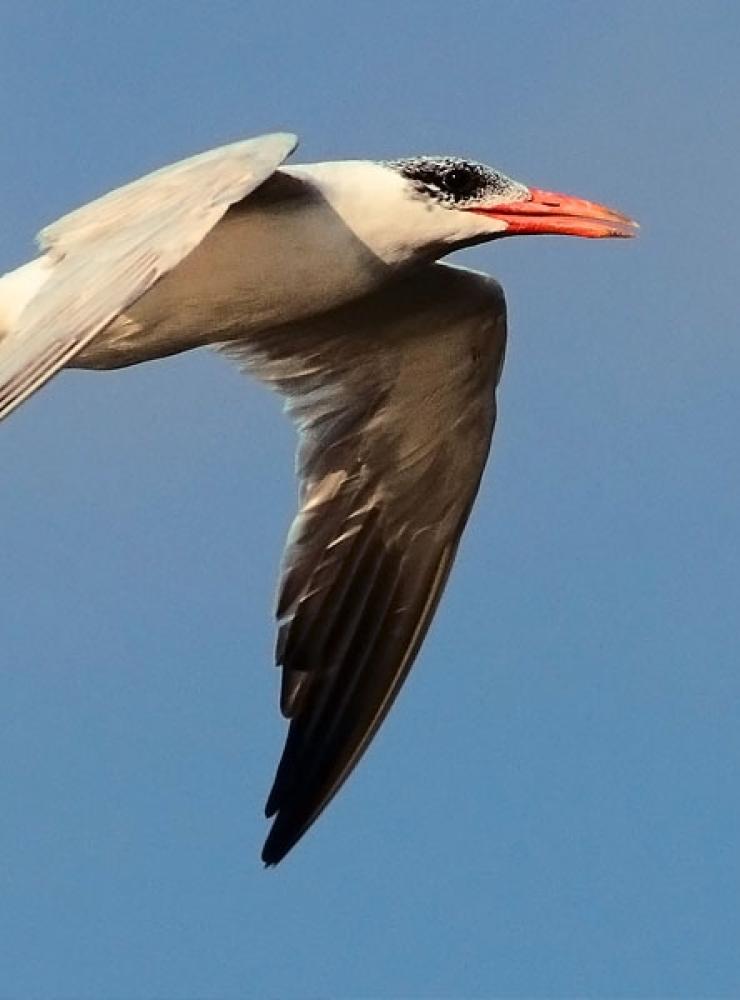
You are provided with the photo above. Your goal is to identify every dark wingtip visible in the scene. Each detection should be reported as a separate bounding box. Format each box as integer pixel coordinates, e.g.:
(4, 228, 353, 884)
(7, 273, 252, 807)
(261, 818, 300, 866)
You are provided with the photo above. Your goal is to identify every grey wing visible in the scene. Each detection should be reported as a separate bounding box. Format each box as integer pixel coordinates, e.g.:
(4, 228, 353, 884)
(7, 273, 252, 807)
(0, 132, 297, 421)
(221, 262, 507, 865)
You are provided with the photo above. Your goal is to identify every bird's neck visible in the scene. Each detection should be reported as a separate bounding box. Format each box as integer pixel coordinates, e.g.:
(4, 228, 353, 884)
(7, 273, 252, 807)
(282, 161, 441, 269)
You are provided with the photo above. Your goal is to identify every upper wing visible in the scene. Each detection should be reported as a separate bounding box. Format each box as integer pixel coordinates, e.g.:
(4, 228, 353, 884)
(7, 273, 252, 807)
(221, 262, 507, 865)
(0, 132, 297, 421)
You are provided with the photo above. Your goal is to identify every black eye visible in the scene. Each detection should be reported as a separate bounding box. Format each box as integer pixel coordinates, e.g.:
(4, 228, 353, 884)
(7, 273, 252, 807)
(443, 166, 478, 199)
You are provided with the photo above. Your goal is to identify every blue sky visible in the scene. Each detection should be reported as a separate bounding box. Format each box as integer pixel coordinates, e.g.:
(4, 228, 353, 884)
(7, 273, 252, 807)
(1, 2, 739, 997)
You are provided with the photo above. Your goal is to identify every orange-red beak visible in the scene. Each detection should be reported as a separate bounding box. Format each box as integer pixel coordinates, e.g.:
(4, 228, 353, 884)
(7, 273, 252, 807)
(470, 187, 638, 239)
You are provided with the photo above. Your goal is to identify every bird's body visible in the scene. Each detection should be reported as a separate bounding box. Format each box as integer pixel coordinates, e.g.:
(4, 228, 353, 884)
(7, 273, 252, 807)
(74, 165, 396, 369)
(0, 132, 636, 864)
(1, 162, 384, 370)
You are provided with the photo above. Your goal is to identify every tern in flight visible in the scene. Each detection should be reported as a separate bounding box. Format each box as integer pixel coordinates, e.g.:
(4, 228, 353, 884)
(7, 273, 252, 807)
(0, 132, 636, 864)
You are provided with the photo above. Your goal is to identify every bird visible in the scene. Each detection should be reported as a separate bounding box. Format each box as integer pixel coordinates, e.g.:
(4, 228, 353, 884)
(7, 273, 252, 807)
(0, 131, 637, 865)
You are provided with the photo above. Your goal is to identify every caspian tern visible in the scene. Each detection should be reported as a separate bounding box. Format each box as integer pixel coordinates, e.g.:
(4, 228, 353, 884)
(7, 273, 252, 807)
(0, 132, 636, 865)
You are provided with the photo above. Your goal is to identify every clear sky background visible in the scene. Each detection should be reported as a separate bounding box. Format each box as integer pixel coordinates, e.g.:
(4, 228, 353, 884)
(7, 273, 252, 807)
(1, 3, 738, 997)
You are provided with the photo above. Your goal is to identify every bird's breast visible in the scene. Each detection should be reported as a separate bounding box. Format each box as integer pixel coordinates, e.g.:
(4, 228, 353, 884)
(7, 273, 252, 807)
(73, 179, 392, 371)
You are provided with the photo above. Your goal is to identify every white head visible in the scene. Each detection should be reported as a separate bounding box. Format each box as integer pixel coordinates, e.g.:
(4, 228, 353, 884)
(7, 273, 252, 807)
(289, 155, 636, 267)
